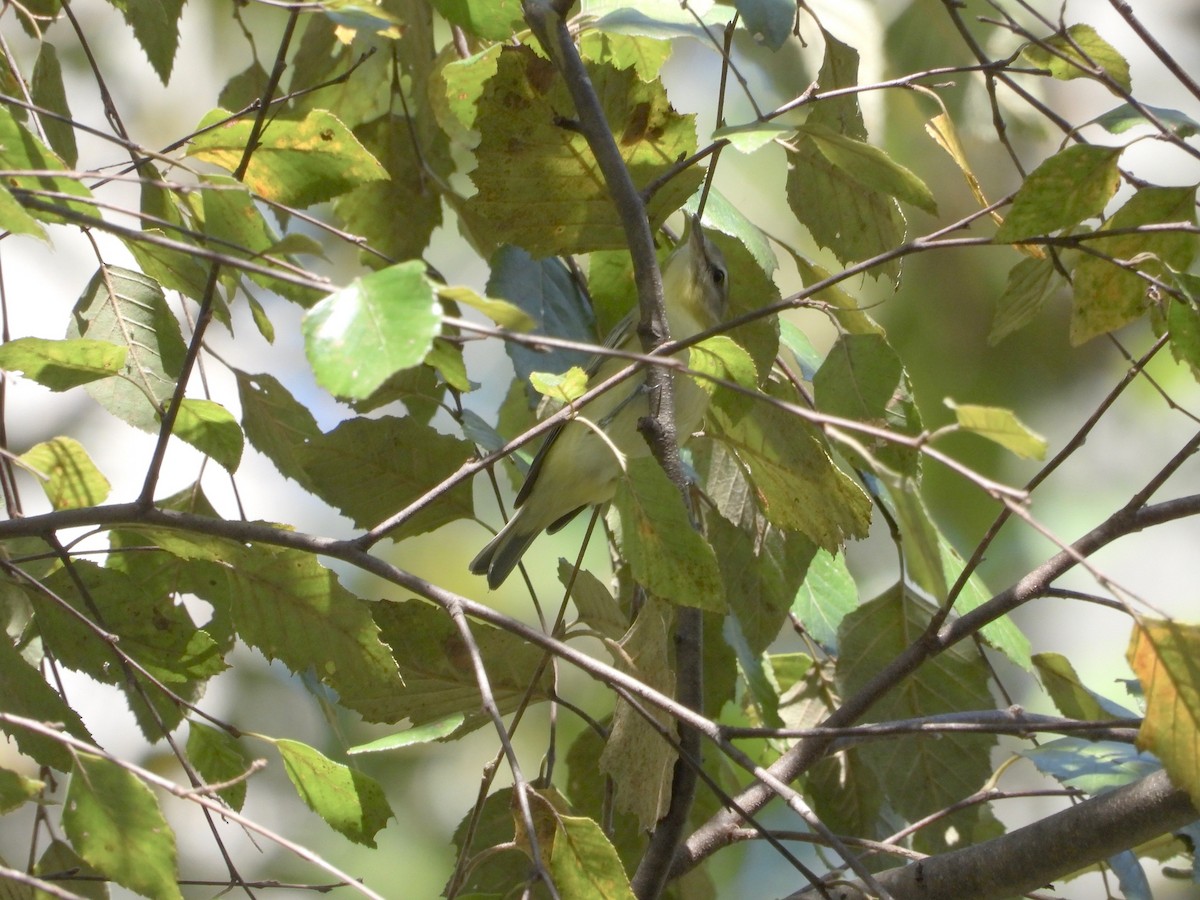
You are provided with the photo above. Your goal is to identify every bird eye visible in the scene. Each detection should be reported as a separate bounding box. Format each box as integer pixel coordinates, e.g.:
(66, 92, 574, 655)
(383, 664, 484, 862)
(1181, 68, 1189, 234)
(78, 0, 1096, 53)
(710, 265, 726, 286)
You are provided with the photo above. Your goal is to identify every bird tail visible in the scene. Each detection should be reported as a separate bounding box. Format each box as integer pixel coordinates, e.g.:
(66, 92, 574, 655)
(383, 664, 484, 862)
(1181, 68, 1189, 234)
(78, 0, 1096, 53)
(468, 511, 541, 589)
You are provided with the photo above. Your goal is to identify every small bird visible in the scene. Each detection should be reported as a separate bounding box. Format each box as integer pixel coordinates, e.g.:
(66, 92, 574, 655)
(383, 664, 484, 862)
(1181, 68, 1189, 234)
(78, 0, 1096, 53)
(470, 216, 730, 588)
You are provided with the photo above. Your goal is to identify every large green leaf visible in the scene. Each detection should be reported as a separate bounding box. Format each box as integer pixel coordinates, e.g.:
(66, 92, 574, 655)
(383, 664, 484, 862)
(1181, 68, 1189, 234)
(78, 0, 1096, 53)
(372, 599, 553, 732)
(63, 754, 182, 900)
(36, 560, 226, 737)
(126, 529, 403, 723)
(1020, 24, 1131, 93)
(708, 391, 872, 551)
(275, 739, 394, 847)
(65, 266, 186, 432)
(302, 262, 441, 401)
(296, 415, 475, 538)
(188, 108, 387, 208)
(464, 45, 701, 256)
(1070, 185, 1197, 344)
(235, 370, 321, 489)
(334, 114, 444, 266)
(610, 458, 725, 612)
(0, 633, 94, 771)
(838, 583, 1001, 853)
(31, 43, 76, 166)
(994, 144, 1122, 242)
(0, 337, 126, 391)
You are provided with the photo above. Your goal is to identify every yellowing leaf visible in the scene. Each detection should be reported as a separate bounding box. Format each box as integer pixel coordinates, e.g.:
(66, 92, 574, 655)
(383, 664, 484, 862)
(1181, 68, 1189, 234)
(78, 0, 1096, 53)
(19, 437, 110, 509)
(188, 108, 387, 208)
(1128, 618, 1200, 809)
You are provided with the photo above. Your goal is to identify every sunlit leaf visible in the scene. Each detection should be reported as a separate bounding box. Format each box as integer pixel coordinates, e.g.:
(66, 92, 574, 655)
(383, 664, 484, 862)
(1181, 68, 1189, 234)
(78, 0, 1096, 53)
(995, 144, 1122, 242)
(172, 398, 244, 472)
(188, 108, 387, 207)
(1071, 185, 1197, 344)
(187, 721, 253, 811)
(946, 400, 1048, 459)
(19, 437, 110, 509)
(1091, 103, 1200, 137)
(1021, 24, 1131, 93)
(303, 262, 441, 400)
(0, 337, 126, 391)
(64, 754, 182, 900)
(1128, 618, 1200, 808)
(276, 739, 393, 846)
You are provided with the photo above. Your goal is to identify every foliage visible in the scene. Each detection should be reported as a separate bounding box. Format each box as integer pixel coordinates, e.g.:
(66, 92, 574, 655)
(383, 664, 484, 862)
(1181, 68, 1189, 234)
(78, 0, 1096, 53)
(0, 1, 1198, 898)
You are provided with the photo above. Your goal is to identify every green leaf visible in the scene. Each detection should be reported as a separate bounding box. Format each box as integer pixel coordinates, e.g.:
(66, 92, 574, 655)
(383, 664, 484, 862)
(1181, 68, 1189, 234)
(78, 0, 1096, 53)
(127, 530, 403, 723)
(730, 0, 795, 51)
(348, 714, 466, 754)
(34, 840, 108, 900)
(1091, 103, 1200, 137)
(0, 103, 94, 226)
(787, 132, 905, 281)
(1034, 653, 1112, 722)
(558, 561, 627, 641)
(430, 0, 523, 41)
(940, 535, 1032, 672)
(0, 337, 127, 390)
(0, 765, 42, 813)
(275, 739, 393, 847)
(465, 45, 701, 255)
(549, 814, 637, 899)
(597, 598, 676, 829)
(989, 255, 1062, 344)
(234, 370, 321, 489)
(187, 721, 252, 811)
(792, 548, 858, 652)
(838, 583, 1000, 852)
(595, 3, 735, 43)
(687, 187, 778, 278)
(296, 415, 475, 537)
(994, 144, 1122, 242)
(188, 108, 387, 208)
(1166, 288, 1200, 380)
(65, 266, 186, 432)
(529, 366, 589, 403)
(316, 0, 405, 35)
(1024, 737, 1158, 795)
(438, 285, 535, 331)
(134, 165, 212, 301)
(334, 113, 444, 265)
(1070, 185, 1198, 344)
(63, 754, 182, 900)
(876, 474, 948, 601)
(303, 262, 440, 400)
(714, 120, 795, 153)
(708, 393, 872, 551)
(198, 175, 320, 306)
(797, 122, 938, 214)
(373, 599, 553, 732)
(107, 0, 184, 83)
(172, 398, 244, 472)
(579, 30, 672, 83)
(429, 43, 501, 143)
(610, 458, 725, 612)
(0, 633, 95, 771)
(37, 560, 226, 737)
(19, 437, 110, 510)
(946, 400, 1048, 459)
(31, 43, 76, 167)
(1021, 24, 1131, 93)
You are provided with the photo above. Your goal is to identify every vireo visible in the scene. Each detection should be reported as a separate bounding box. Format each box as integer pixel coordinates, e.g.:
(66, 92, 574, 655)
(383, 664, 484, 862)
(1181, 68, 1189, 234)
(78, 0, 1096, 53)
(470, 216, 730, 588)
